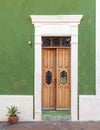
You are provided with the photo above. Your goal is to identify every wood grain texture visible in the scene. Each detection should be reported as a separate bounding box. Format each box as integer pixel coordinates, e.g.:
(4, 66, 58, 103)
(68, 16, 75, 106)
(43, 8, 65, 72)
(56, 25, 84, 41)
(42, 48, 71, 110)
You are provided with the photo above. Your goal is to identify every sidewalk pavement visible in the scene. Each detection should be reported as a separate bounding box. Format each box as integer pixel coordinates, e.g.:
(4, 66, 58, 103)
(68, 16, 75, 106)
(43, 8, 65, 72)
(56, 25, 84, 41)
(0, 121, 100, 130)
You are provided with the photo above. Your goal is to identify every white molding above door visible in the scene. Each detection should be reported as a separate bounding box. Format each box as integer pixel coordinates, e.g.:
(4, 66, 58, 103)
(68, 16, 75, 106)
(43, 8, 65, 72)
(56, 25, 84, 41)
(30, 15, 83, 121)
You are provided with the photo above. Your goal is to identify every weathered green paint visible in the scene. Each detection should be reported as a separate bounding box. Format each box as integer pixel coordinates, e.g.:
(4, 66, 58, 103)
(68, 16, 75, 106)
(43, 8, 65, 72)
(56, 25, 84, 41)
(0, 0, 95, 95)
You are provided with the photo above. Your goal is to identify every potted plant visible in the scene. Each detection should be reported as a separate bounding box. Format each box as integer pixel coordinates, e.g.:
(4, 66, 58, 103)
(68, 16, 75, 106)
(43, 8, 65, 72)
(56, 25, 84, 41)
(7, 105, 20, 124)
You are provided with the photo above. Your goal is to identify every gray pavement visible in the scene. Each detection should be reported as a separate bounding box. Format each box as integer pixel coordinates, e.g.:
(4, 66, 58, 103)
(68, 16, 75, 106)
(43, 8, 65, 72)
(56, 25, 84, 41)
(0, 121, 100, 130)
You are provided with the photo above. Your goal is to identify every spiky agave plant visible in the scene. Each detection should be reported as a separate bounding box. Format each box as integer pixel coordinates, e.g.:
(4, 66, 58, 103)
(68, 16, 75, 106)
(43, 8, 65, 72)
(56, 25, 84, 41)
(7, 105, 20, 124)
(7, 105, 20, 116)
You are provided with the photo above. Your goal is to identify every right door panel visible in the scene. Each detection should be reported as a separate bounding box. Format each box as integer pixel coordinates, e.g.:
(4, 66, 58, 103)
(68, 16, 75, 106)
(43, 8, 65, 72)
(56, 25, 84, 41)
(56, 48, 71, 109)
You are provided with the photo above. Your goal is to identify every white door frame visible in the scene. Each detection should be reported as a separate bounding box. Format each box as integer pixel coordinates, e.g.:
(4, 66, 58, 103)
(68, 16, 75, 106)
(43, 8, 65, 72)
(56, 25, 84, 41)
(30, 15, 83, 121)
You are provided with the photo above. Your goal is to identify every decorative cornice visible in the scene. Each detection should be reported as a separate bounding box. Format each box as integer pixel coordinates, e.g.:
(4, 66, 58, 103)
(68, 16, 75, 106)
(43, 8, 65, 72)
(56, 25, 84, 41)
(30, 15, 83, 26)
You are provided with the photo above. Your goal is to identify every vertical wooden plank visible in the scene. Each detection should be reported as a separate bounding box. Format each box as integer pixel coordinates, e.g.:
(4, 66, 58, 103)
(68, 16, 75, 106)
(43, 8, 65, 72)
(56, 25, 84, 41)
(56, 48, 71, 109)
(42, 49, 56, 109)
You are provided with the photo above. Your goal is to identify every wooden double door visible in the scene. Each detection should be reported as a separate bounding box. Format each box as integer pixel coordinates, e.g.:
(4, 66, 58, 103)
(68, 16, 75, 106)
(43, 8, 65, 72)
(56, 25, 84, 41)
(42, 48, 71, 110)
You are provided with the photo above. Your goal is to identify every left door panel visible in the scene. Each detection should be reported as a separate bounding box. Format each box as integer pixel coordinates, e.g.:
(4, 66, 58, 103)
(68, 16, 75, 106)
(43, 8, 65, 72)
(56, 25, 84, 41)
(42, 49, 56, 109)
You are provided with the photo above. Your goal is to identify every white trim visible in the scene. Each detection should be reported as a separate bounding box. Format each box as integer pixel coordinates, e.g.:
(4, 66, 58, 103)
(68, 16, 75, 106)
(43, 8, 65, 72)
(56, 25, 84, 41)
(30, 15, 82, 25)
(96, 0, 100, 96)
(30, 15, 83, 121)
(0, 95, 34, 121)
(79, 95, 100, 120)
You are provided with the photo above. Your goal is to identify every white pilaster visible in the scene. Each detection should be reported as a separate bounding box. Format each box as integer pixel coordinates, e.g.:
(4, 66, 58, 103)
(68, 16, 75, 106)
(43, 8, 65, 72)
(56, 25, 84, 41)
(71, 43, 78, 120)
(96, 0, 100, 96)
(34, 24, 42, 120)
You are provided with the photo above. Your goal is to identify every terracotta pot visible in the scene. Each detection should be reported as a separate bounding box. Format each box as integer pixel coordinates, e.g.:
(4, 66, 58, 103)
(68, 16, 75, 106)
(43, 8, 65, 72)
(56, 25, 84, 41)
(8, 116, 18, 124)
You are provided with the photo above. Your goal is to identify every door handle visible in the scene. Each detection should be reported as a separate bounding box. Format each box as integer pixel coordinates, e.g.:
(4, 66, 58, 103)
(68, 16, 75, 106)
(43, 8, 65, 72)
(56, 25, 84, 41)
(55, 78, 56, 84)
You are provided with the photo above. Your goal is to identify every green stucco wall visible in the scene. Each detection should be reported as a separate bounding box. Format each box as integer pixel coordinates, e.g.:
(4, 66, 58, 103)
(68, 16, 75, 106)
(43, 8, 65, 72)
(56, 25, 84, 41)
(0, 0, 95, 95)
